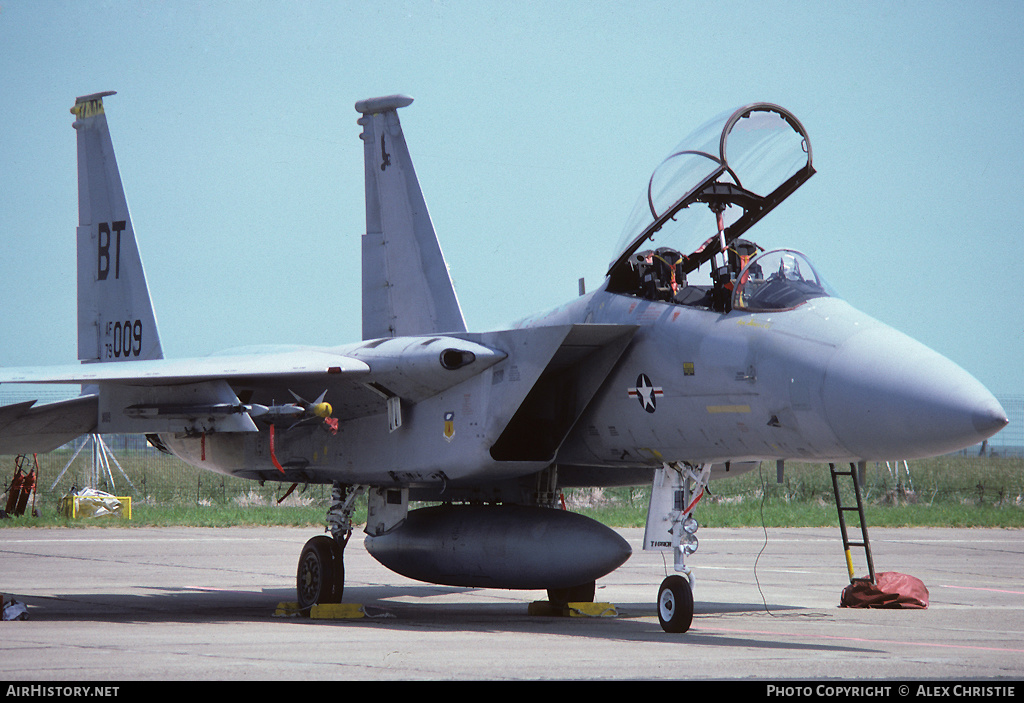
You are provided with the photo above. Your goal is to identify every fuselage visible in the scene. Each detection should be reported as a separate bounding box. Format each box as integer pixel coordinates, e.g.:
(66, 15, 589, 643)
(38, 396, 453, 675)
(546, 286, 1007, 467)
(159, 279, 1007, 491)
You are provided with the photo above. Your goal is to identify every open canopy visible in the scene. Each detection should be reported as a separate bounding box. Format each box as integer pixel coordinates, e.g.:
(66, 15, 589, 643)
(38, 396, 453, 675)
(607, 103, 814, 287)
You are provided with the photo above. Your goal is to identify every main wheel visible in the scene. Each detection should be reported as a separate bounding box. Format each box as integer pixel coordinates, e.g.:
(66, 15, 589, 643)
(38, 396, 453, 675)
(547, 581, 596, 606)
(657, 575, 694, 633)
(297, 535, 344, 609)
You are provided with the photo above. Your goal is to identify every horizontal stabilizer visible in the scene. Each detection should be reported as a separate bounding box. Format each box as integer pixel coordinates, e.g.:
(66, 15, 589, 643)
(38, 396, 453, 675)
(0, 395, 98, 455)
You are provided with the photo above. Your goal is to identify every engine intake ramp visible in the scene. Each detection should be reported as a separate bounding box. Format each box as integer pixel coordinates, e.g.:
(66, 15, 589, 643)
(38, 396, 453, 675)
(487, 323, 637, 463)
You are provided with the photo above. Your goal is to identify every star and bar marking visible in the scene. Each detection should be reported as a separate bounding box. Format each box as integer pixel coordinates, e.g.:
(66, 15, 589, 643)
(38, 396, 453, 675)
(627, 373, 663, 413)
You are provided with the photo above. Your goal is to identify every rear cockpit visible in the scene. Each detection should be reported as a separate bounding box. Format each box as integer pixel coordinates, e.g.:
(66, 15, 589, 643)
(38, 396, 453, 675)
(606, 103, 816, 313)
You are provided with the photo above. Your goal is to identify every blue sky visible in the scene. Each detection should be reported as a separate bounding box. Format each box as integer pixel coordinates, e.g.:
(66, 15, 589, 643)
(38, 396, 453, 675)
(1, 1, 1022, 398)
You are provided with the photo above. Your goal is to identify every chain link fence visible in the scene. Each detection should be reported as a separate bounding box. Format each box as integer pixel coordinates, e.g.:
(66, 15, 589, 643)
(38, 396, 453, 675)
(985, 395, 1023, 457)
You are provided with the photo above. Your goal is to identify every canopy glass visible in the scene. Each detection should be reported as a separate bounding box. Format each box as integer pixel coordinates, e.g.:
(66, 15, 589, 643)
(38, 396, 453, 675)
(607, 104, 814, 299)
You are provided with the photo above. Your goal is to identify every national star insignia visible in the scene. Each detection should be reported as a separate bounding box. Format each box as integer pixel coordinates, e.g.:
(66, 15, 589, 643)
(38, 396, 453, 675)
(627, 373, 663, 413)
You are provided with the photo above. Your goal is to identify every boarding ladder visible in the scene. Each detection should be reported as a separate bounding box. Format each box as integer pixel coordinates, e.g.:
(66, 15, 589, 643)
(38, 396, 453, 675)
(829, 462, 876, 584)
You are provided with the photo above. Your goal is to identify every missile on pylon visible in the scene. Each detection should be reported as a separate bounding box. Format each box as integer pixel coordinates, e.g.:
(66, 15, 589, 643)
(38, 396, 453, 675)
(248, 390, 332, 426)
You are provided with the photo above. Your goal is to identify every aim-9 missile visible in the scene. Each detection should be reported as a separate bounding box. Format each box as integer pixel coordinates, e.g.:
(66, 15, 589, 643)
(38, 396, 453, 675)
(124, 390, 332, 429)
(247, 390, 332, 427)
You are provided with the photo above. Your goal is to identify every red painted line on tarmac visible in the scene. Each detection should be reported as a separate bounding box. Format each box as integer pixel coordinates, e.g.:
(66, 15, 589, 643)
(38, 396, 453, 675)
(693, 625, 1024, 654)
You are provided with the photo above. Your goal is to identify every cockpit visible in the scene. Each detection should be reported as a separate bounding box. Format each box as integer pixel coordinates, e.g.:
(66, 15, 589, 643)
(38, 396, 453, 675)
(731, 248, 832, 311)
(606, 103, 823, 313)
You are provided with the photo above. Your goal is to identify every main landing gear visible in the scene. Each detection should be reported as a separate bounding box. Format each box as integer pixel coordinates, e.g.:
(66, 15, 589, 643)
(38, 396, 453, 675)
(297, 535, 343, 608)
(296, 483, 364, 610)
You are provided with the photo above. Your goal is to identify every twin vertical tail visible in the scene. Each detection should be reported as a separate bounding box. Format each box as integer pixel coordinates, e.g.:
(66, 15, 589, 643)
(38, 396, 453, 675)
(71, 92, 461, 362)
(356, 95, 466, 340)
(72, 92, 163, 364)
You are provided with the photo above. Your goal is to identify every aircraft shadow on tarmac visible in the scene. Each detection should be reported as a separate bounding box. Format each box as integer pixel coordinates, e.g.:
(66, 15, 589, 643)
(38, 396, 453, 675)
(14, 585, 875, 653)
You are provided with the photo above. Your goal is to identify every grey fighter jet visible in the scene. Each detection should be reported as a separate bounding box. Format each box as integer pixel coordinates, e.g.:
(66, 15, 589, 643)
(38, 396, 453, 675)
(0, 93, 1007, 633)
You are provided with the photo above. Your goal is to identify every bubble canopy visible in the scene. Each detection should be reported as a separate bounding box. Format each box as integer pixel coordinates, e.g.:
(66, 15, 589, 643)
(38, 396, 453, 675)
(731, 249, 834, 312)
(607, 104, 814, 284)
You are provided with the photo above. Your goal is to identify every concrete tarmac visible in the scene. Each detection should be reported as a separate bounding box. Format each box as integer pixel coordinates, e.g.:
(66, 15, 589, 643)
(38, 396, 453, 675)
(1, 525, 1022, 681)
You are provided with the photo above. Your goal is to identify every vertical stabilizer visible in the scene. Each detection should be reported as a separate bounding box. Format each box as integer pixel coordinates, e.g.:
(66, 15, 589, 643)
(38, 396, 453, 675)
(356, 95, 466, 340)
(72, 92, 163, 362)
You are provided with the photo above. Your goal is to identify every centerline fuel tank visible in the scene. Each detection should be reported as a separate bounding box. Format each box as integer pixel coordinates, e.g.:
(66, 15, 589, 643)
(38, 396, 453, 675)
(364, 504, 631, 590)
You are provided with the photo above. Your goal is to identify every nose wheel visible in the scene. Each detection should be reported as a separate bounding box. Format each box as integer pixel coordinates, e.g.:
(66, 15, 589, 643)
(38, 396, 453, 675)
(657, 574, 694, 633)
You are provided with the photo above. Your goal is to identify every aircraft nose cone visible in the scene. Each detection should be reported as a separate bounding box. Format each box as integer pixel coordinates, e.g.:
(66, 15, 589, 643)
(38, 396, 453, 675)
(822, 326, 1007, 460)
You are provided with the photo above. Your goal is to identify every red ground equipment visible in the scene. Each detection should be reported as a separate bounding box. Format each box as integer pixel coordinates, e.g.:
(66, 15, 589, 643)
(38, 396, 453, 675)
(5, 454, 38, 517)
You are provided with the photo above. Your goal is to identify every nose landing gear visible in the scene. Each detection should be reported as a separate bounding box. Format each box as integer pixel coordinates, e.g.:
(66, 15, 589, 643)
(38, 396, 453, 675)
(645, 462, 710, 633)
(657, 574, 694, 633)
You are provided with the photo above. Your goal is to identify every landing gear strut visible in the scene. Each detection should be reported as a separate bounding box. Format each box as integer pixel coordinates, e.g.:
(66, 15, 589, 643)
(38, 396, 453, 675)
(645, 462, 711, 633)
(296, 483, 364, 610)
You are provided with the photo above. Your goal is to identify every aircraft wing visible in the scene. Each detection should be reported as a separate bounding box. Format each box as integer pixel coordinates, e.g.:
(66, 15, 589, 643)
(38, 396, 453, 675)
(0, 336, 508, 440)
(0, 348, 370, 386)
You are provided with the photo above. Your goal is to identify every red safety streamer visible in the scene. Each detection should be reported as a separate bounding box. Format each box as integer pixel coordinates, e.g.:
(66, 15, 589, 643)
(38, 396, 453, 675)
(268, 425, 285, 474)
